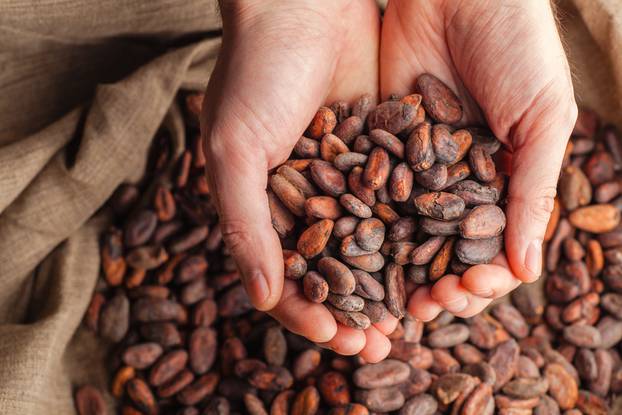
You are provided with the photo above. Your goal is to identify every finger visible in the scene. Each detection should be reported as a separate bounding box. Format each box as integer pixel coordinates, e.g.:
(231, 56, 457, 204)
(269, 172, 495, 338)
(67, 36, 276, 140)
(318, 324, 367, 356)
(373, 313, 399, 336)
(359, 326, 392, 363)
(461, 254, 521, 299)
(203, 135, 284, 311)
(430, 275, 492, 318)
(269, 280, 337, 343)
(407, 286, 443, 322)
(505, 100, 577, 283)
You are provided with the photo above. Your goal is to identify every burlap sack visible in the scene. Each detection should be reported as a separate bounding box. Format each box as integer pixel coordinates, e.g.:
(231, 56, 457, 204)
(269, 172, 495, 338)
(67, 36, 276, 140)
(0, 0, 620, 413)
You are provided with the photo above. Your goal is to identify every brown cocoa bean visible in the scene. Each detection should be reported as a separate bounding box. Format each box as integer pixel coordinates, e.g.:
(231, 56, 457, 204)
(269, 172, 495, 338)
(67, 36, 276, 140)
(127, 378, 157, 415)
(416, 73, 463, 124)
(447, 180, 499, 206)
(297, 219, 334, 259)
(321, 133, 349, 162)
(468, 144, 496, 183)
(355, 387, 405, 412)
(367, 101, 417, 135)
(459, 204, 506, 239)
(339, 193, 372, 218)
(189, 327, 217, 374)
(333, 216, 360, 239)
(384, 262, 406, 319)
(302, 271, 329, 303)
(428, 237, 455, 281)
(455, 235, 503, 264)
(74, 385, 107, 415)
(563, 324, 602, 348)
(414, 163, 448, 191)
(177, 373, 220, 405)
(334, 116, 364, 144)
(545, 363, 578, 410)
(502, 378, 549, 399)
(295, 136, 321, 158)
(334, 152, 368, 172)
(126, 245, 169, 270)
(399, 393, 438, 415)
(432, 125, 471, 165)
(283, 250, 307, 279)
(491, 303, 529, 339)
(99, 293, 129, 342)
(354, 218, 385, 252)
(125, 210, 158, 248)
(489, 339, 520, 391)
(318, 257, 356, 295)
(353, 269, 384, 301)
(307, 107, 337, 139)
(569, 204, 620, 233)
(427, 324, 470, 348)
(341, 251, 385, 272)
(389, 162, 414, 202)
(123, 343, 163, 369)
(414, 192, 465, 221)
(348, 166, 376, 206)
(319, 371, 350, 406)
(406, 122, 436, 172)
(325, 304, 370, 330)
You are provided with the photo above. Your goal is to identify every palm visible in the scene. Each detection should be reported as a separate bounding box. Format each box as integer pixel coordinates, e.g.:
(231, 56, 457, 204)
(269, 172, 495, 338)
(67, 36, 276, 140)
(380, 0, 577, 319)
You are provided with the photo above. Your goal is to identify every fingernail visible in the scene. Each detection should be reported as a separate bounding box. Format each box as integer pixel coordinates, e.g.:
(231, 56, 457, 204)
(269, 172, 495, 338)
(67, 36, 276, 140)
(443, 296, 469, 313)
(246, 270, 270, 308)
(525, 239, 543, 279)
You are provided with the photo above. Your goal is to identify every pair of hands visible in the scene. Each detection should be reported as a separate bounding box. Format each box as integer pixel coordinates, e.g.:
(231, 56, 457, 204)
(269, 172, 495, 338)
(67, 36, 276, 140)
(201, 0, 578, 362)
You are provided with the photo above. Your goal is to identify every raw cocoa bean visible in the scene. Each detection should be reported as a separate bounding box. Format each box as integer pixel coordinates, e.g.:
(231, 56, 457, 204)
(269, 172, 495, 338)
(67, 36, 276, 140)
(307, 107, 337, 139)
(355, 387, 405, 412)
(459, 204, 506, 239)
(414, 192, 465, 221)
(414, 164, 448, 191)
(321, 133, 349, 162)
(447, 180, 499, 206)
(297, 219, 334, 259)
(455, 235, 503, 264)
(348, 166, 376, 206)
(326, 304, 370, 330)
(416, 74, 462, 124)
(334, 116, 364, 144)
(384, 262, 406, 319)
(367, 101, 417, 135)
(318, 257, 356, 295)
(427, 324, 470, 348)
(432, 124, 471, 165)
(406, 122, 436, 172)
(310, 160, 347, 197)
(369, 129, 404, 158)
(99, 293, 130, 342)
(74, 385, 107, 415)
(569, 204, 620, 233)
(545, 363, 578, 410)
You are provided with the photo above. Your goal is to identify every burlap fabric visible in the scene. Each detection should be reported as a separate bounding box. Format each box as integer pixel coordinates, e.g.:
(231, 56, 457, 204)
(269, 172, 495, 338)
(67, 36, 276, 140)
(0, 1, 620, 413)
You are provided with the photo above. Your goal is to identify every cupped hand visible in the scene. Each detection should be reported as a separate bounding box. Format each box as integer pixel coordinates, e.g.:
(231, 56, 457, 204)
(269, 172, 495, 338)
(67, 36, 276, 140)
(201, 0, 397, 361)
(381, 0, 577, 319)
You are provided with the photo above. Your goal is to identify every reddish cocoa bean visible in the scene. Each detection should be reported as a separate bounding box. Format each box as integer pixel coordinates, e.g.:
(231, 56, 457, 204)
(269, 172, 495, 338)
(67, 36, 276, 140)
(416, 73, 463, 124)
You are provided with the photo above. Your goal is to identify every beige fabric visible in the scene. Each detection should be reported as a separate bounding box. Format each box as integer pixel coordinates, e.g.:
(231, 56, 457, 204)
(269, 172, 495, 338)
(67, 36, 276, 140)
(0, 0, 620, 413)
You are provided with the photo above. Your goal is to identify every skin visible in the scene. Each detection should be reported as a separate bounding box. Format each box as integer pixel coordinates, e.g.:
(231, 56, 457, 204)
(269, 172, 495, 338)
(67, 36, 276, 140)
(201, 0, 577, 360)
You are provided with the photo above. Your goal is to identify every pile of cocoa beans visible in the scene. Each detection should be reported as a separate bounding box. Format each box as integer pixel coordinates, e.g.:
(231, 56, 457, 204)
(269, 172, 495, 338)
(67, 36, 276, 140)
(73, 86, 622, 415)
(270, 74, 506, 329)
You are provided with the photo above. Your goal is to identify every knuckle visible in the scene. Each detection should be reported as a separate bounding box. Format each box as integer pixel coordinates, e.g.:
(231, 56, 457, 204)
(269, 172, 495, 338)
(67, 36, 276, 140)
(511, 186, 557, 224)
(220, 219, 254, 255)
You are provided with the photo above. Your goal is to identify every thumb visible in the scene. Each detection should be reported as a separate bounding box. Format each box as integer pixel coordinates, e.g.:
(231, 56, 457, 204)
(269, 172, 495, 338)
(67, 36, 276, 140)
(504, 94, 578, 282)
(202, 130, 284, 311)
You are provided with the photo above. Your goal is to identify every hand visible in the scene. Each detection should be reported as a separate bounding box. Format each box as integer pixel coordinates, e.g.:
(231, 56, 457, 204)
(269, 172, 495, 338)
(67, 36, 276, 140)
(381, 0, 577, 319)
(201, 0, 397, 361)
